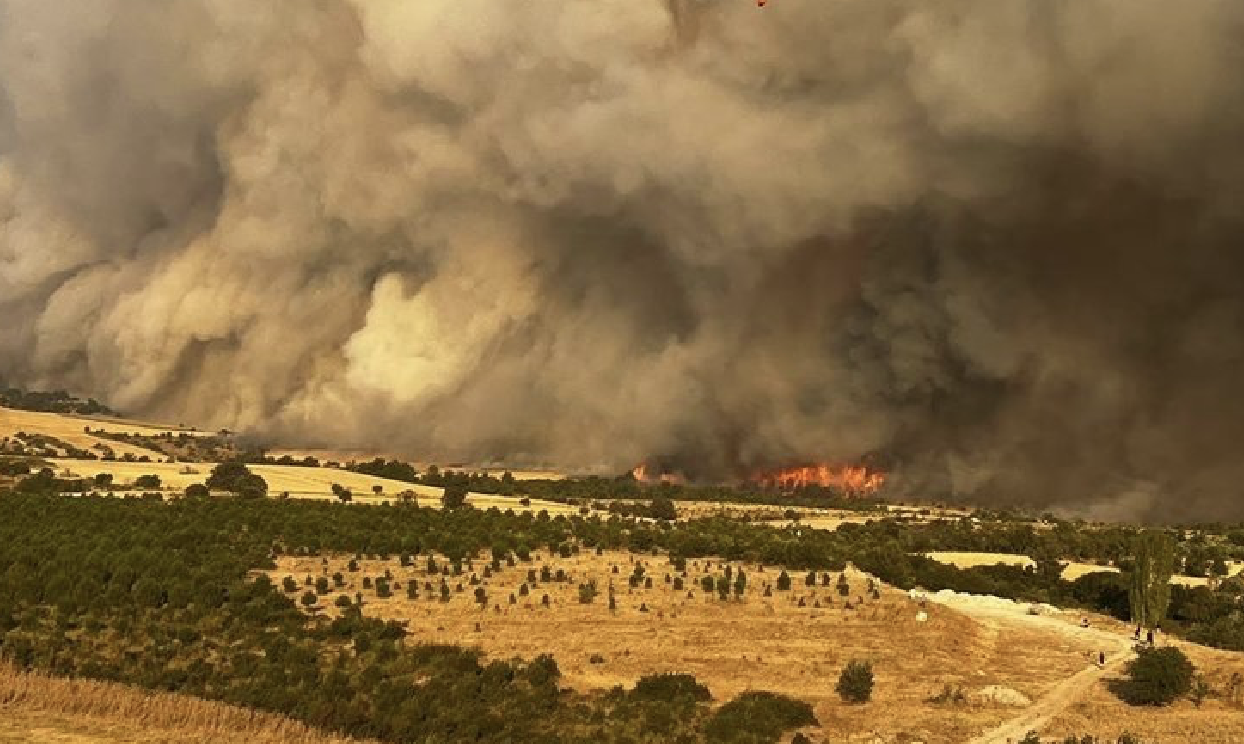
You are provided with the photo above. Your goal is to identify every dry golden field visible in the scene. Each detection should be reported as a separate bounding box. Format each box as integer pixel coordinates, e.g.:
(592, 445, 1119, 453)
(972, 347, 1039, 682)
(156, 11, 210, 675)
(45, 458, 580, 514)
(0, 407, 171, 460)
(925, 552, 1038, 571)
(0, 665, 368, 744)
(266, 449, 568, 481)
(926, 551, 1244, 587)
(272, 549, 1114, 744)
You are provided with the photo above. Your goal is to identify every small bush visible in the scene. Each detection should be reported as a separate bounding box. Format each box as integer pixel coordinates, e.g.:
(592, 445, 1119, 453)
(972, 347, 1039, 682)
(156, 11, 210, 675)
(836, 660, 874, 704)
(1191, 674, 1212, 707)
(1120, 646, 1194, 705)
(705, 691, 817, 744)
(632, 673, 712, 704)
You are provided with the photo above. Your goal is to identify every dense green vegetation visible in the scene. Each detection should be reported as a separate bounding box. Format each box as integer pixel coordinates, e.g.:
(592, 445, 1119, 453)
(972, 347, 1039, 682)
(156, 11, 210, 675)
(0, 386, 118, 416)
(1117, 647, 1195, 706)
(0, 492, 825, 743)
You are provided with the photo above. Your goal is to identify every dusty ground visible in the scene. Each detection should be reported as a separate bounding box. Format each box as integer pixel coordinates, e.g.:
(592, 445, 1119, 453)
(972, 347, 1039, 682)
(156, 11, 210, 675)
(1043, 647, 1244, 743)
(273, 550, 1109, 744)
(923, 590, 1244, 744)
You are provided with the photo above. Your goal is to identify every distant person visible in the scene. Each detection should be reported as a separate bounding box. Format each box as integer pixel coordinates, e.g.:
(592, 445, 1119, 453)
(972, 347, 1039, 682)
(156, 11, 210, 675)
(1081, 617, 1090, 628)
(1146, 628, 1155, 646)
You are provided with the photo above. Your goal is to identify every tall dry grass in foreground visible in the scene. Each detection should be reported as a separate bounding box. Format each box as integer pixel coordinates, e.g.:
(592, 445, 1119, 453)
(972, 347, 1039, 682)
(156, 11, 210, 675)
(0, 664, 370, 744)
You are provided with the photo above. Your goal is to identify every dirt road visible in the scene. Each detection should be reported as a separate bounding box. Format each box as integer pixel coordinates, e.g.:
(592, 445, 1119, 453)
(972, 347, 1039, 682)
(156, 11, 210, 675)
(923, 590, 1137, 744)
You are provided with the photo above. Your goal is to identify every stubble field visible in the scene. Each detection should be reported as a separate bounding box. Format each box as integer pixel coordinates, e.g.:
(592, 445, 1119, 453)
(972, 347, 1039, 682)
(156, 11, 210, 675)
(42, 458, 578, 514)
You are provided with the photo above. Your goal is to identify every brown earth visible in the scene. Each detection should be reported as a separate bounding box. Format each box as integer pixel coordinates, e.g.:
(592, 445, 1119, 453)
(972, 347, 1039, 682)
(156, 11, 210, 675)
(272, 550, 1110, 744)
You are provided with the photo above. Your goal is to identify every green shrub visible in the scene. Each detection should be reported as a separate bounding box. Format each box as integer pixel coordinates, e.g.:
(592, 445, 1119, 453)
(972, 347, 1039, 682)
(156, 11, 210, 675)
(836, 660, 874, 704)
(1122, 646, 1194, 705)
(705, 690, 817, 744)
(632, 673, 712, 704)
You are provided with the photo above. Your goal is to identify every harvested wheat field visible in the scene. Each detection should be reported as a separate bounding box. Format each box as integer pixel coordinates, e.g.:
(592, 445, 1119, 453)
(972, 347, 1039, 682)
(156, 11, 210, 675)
(0, 407, 169, 461)
(0, 665, 368, 744)
(272, 550, 1109, 744)
(928, 551, 1244, 587)
(925, 552, 1038, 571)
(265, 449, 569, 482)
(45, 458, 578, 513)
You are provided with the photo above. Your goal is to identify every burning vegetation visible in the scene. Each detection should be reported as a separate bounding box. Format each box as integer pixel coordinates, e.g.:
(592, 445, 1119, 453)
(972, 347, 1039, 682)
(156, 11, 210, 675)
(631, 460, 885, 495)
(749, 464, 886, 493)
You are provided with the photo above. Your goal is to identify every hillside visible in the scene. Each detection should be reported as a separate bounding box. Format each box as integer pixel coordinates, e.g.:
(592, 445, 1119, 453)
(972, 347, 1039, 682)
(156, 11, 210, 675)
(0, 665, 368, 744)
(0, 406, 573, 511)
(0, 407, 177, 461)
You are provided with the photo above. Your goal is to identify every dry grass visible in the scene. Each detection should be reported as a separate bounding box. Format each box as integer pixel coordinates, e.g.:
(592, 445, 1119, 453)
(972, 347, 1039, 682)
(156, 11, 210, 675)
(1043, 642, 1244, 743)
(46, 458, 579, 514)
(926, 552, 1038, 571)
(927, 552, 1244, 586)
(0, 665, 369, 744)
(265, 450, 568, 481)
(0, 408, 168, 460)
(273, 550, 1107, 744)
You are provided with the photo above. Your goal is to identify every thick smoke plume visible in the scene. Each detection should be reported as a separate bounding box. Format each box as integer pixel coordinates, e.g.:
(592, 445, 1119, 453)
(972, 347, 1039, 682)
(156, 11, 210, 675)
(3, 0, 1244, 521)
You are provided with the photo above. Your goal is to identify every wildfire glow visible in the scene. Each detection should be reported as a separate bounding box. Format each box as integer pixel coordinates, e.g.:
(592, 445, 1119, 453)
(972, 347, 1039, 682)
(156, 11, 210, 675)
(750, 464, 885, 492)
(631, 460, 884, 493)
(630, 463, 687, 485)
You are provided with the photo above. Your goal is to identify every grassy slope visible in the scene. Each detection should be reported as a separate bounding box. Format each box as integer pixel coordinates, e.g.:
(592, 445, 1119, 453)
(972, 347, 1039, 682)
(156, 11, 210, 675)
(0, 665, 370, 744)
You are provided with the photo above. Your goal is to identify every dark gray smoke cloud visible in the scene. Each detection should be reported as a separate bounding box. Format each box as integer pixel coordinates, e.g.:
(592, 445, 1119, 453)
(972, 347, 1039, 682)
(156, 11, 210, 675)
(3, 0, 1244, 521)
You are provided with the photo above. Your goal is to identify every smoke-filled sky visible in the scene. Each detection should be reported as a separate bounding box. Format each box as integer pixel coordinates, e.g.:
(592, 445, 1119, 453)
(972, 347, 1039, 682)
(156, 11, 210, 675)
(3, 0, 1244, 520)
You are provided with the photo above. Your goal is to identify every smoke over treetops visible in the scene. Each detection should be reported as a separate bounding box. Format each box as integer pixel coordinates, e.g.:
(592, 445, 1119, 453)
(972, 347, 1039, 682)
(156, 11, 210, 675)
(3, 0, 1244, 520)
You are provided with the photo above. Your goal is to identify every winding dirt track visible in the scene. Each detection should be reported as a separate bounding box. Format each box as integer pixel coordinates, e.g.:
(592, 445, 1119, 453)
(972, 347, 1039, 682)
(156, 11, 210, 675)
(965, 647, 1133, 744)
(925, 592, 1137, 744)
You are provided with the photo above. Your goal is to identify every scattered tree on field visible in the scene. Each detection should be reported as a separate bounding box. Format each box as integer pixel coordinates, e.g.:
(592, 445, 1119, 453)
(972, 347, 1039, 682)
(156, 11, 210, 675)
(443, 485, 469, 510)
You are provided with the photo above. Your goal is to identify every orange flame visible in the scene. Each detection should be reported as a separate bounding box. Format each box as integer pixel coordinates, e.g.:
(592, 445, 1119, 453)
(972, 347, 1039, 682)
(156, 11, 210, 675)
(630, 463, 687, 485)
(750, 464, 885, 492)
(631, 460, 883, 493)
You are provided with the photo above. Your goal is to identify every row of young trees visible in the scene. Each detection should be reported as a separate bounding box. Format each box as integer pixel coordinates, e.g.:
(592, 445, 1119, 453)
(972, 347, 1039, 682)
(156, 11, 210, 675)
(11, 454, 1244, 651)
(0, 492, 832, 743)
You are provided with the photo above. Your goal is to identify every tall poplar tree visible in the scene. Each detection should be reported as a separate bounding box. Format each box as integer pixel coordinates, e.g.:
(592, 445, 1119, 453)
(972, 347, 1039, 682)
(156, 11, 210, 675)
(1129, 531, 1175, 630)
